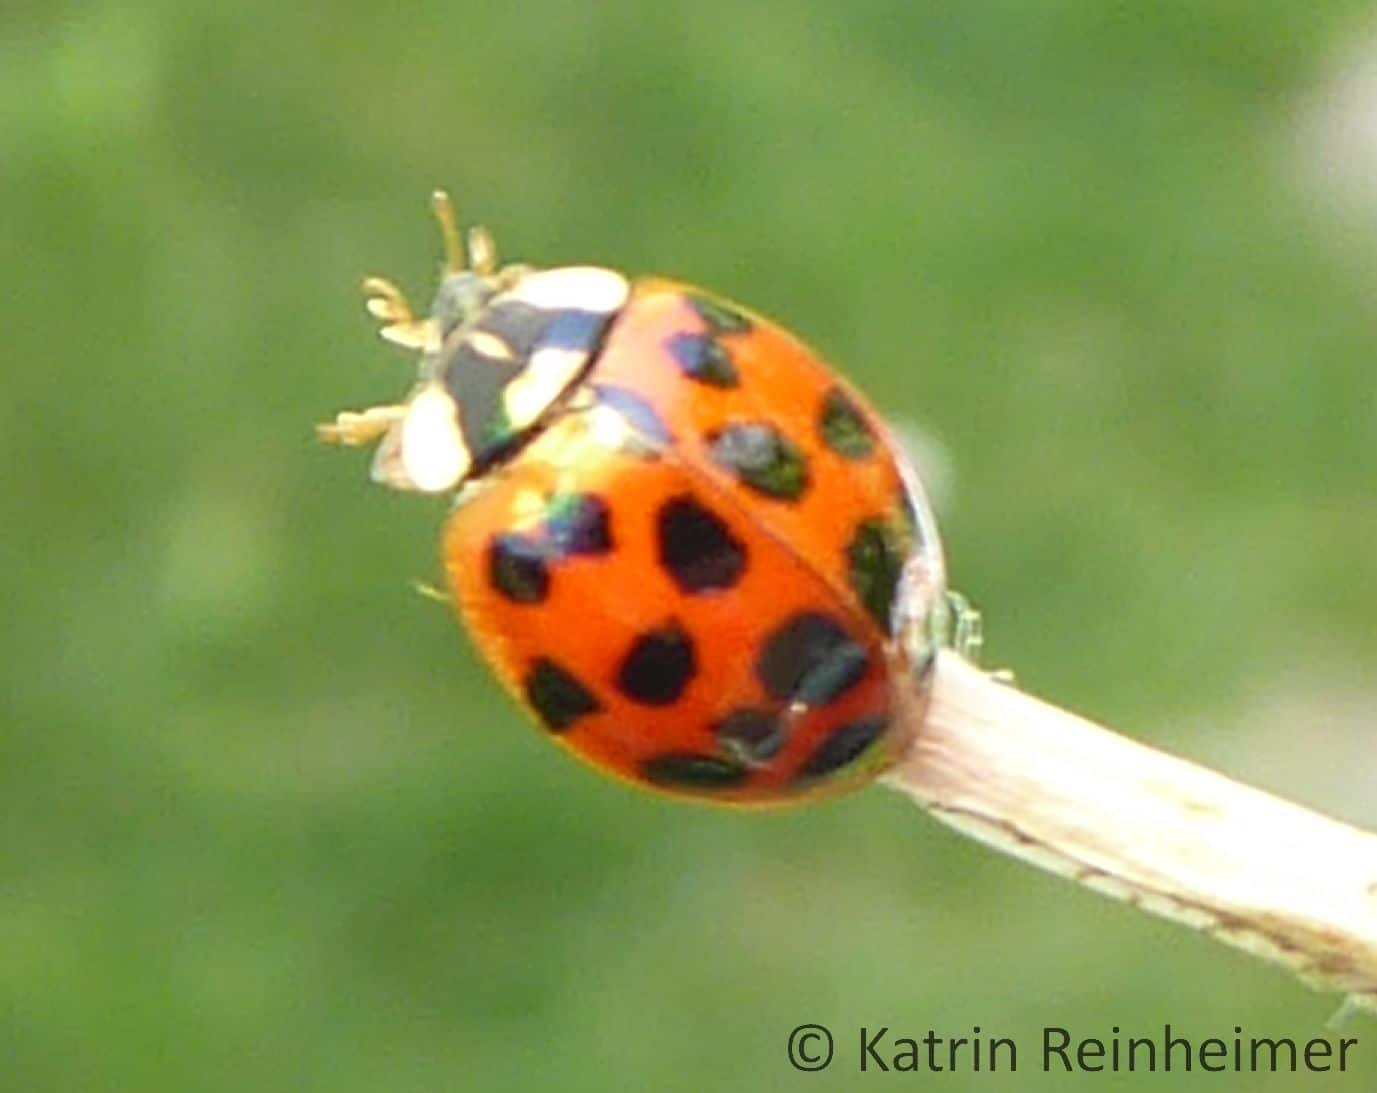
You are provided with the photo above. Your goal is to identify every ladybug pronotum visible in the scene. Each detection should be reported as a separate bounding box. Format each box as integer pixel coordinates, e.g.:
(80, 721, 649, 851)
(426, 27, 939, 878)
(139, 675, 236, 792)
(320, 192, 947, 805)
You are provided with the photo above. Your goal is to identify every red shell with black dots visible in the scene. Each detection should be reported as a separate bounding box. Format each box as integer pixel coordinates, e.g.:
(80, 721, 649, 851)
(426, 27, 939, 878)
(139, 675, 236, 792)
(320, 195, 945, 805)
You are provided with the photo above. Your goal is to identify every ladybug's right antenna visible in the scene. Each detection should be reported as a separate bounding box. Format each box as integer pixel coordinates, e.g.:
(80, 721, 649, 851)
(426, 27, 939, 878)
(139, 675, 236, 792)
(431, 190, 466, 275)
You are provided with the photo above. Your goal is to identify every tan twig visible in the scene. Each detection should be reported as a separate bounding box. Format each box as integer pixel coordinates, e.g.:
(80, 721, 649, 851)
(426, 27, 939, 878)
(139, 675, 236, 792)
(884, 650, 1377, 1013)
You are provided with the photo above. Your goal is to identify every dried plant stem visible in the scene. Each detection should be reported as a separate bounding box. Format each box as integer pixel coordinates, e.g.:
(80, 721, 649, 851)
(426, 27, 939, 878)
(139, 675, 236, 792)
(883, 650, 1377, 1012)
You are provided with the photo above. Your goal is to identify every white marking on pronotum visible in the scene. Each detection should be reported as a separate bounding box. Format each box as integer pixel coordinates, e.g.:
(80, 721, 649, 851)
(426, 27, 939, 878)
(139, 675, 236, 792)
(506, 267, 629, 314)
(503, 346, 587, 431)
(498, 266, 630, 436)
(384, 384, 471, 493)
(467, 329, 515, 361)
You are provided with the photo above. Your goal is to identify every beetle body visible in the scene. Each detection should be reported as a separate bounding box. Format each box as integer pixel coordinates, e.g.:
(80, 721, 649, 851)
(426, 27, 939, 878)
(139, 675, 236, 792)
(321, 195, 945, 804)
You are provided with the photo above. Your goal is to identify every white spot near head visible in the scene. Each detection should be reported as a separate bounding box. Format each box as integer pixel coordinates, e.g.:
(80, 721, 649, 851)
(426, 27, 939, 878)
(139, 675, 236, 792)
(503, 345, 586, 430)
(507, 266, 630, 314)
(466, 329, 515, 361)
(399, 384, 471, 493)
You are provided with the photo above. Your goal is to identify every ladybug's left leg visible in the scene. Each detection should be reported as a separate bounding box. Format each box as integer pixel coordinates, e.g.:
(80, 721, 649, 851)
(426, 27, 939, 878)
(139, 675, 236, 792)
(316, 404, 405, 446)
(361, 276, 438, 352)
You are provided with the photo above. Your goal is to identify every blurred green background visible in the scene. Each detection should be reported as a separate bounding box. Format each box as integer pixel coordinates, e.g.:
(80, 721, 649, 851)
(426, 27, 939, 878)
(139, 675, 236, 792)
(5, 2, 1377, 1089)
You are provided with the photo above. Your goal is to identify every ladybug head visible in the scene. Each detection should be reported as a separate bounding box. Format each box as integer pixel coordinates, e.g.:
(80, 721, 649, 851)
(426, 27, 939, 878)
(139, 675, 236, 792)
(425, 192, 516, 342)
(325, 192, 629, 495)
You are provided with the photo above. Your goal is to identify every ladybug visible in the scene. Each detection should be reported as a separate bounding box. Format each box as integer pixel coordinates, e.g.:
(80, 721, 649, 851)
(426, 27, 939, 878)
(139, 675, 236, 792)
(320, 192, 946, 805)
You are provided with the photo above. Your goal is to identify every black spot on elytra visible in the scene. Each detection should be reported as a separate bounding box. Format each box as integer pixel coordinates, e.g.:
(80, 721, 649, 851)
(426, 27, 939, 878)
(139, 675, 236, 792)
(617, 624, 697, 705)
(796, 715, 889, 780)
(545, 493, 613, 557)
(524, 658, 602, 732)
(755, 612, 868, 705)
(819, 387, 875, 459)
(593, 384, 672, 447)
(656, 496, 746, 593)
(487, 533, 549, 604)
(847, 517, 905, 632)
(712, 707, 785, 765)
(686, 294, 752, 335)
(641, 752, 750, 790)
(706, 423, 809, 501)
(664, 331, 739, 388)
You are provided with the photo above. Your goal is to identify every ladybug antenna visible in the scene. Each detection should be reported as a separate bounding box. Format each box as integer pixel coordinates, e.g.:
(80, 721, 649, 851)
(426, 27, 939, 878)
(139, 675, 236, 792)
(431, 189, 499, 278)
(467, 224, 498, 277)
(430, 190, 467, 275)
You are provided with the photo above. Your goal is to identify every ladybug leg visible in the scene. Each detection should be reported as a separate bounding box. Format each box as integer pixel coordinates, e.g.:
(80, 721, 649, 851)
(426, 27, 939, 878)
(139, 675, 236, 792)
(361, 276, 438, 352)
(410, 578, 452, 606)
(316, 404, 405, 446)
(361, 276, 413, 324)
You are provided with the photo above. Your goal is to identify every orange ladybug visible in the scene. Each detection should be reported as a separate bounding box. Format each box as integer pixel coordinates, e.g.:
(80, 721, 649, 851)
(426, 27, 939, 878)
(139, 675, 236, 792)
(320, 193, 946, 804)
